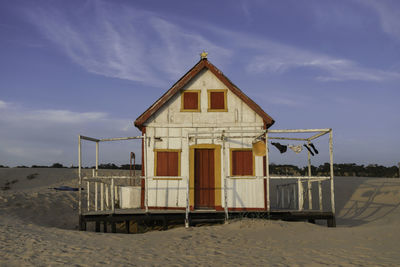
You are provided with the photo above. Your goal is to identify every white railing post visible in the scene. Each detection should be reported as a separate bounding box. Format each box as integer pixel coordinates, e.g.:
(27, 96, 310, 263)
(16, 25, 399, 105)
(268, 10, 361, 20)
(265, 130, 270, 212)
(329, 130, 335, 214)
(185, 134, 190, 228)
(111, 178, 115, 213)
(185, 177, 189, 228)
(87, 181, 90, 212)
(105, 184, 109, 209)
(101, 183, 104, 211)
(308, 181, 312, 210)
(222, 131, 229, 222)
(298, 179, 303, 211)
(144, 133, 149, 213)
(78, 135, 82, 216)
(95, 142, 99, 211)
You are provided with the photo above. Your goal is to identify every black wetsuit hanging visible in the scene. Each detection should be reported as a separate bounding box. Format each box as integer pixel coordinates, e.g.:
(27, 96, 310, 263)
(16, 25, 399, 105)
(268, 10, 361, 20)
(309, 143, 319, 154)
(303, 144, 314, 156)
(271, 142, 287, 153)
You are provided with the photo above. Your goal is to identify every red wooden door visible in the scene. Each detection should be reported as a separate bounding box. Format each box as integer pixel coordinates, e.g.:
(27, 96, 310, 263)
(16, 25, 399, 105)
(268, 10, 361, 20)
(194, 149, 215, 209)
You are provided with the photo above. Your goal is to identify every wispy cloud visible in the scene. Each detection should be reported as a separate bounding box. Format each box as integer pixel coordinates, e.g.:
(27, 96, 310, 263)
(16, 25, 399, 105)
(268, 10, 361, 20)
(0, 100, 8, 109)
(23, 0, 399, 85)
(357, 0, 400, 42)
(209, 27, 400, 82)
(24, 1, 231, 87)
(0, 99, 139, 166)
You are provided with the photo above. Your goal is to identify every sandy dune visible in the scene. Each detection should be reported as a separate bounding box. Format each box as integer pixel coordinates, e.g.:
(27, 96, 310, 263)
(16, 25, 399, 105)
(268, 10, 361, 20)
(1, 168, 399, 266)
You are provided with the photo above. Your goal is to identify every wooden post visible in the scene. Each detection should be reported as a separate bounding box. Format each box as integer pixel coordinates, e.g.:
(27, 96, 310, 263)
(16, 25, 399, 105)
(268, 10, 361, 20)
(95, 141, 99, 211)
(111, 178, 115, 213)
(101, 183, 104, 211)
(87, 181, 90, 211)
(298, 179, 303, 211)
(144, 133, 148, 212)
(78, 135, 83, 230)
(95, 182, 98, 211)
(115, 185, 119, 208)
(185, 135, 190, 228)
(105, 184, 109, 209)
(318, 181, 323, 211)
(265, 131, 270, 212)
(329, 130, 335, 214)
(281, 187, 285, 208)
(308, 181, 312, 210)
(307, 141, 312, 210)
(222, 130, 229, 222)
(307, 141, 312, 177)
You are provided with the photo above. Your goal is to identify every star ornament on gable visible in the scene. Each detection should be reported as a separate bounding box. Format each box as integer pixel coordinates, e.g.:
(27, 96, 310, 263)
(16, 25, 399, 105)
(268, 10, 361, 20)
(200, 51, 208, 59)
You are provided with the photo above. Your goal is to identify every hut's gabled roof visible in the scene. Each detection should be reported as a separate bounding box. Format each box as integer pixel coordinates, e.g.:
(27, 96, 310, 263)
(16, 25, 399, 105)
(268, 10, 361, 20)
(134, 58, 275, 130)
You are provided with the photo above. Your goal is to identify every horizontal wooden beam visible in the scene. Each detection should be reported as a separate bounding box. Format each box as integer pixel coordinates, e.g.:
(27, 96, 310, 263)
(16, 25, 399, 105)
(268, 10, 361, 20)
(99, 136, 143, 142)
(80, 135, 100, 142)
(269, 137, 308, 141)
(268, 128, 331, 133)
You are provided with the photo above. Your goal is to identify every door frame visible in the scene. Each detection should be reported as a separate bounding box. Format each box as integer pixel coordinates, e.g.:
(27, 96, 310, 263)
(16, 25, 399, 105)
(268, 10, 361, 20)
(189, 144, 221, 210)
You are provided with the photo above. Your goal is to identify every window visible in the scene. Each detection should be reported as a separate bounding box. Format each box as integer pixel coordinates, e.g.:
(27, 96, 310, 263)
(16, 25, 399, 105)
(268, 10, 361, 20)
(208, 89, 227, 112)
(181, 90, 200, 112)
(154, 150, 181, 176)
(230, 149, 254, 176)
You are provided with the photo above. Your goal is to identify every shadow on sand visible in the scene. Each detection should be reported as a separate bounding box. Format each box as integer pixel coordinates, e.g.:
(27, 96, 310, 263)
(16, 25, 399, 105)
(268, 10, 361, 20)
(334, 177, 400, 227)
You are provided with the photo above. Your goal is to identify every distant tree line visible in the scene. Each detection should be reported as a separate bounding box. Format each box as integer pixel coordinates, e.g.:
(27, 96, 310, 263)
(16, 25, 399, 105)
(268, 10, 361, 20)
(270, 163, 399, 178)
(0, 163, 143, 170)
(0, 162, 398, 177)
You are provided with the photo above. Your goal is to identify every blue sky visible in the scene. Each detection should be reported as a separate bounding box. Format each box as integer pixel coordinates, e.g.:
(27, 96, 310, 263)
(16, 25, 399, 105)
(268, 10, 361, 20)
(0, 0, 399, 167)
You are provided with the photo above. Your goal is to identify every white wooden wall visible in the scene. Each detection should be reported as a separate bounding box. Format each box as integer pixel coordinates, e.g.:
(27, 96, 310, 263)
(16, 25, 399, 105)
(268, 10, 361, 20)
(144, 69, 266, 209)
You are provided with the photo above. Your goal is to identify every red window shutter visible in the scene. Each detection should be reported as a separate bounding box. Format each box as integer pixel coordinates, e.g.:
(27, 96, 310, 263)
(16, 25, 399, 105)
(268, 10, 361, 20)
(210, 92, 225, 110)
(232, 150, 253, 176)
(183, 92, 198, 110)
(157, 152, 179, 176)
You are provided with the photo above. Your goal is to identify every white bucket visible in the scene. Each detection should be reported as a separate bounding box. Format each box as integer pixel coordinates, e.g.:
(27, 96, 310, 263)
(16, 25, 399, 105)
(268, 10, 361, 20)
(119, 186, 141, 209)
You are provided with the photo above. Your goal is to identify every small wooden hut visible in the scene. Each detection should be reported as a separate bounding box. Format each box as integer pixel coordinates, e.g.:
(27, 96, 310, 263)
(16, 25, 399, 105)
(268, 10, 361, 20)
(78, 53, 336, 232)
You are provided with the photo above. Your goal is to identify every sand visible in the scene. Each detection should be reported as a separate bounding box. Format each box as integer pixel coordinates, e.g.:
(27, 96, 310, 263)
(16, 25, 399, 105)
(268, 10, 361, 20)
(1, 168, 400, 266)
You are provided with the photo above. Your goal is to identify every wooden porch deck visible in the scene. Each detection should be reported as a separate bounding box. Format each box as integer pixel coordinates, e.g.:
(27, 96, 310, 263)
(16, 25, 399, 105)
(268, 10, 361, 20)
(79, 209, 336, 233)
